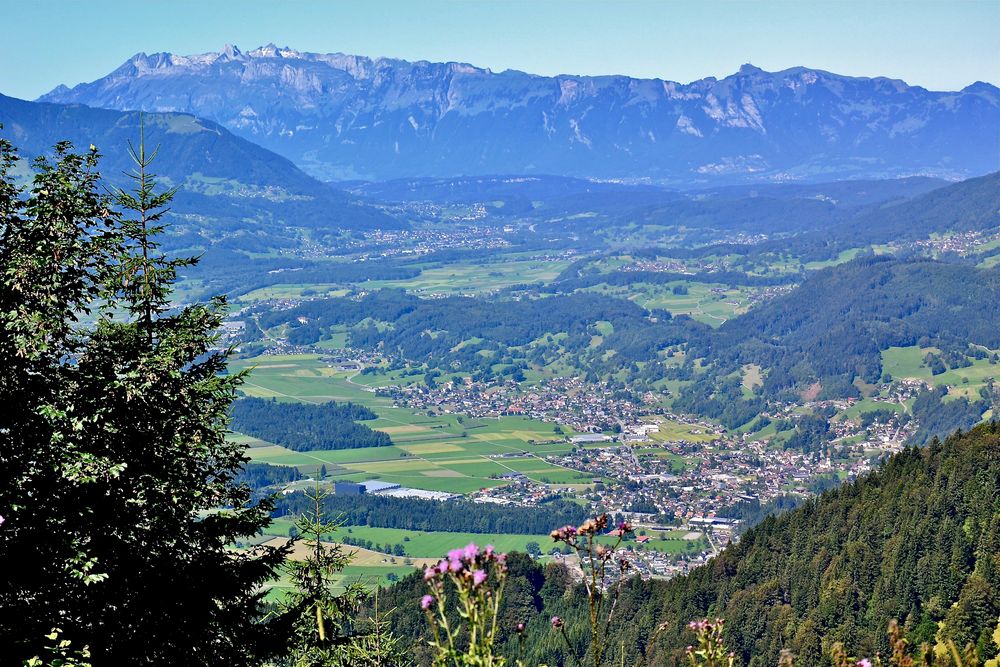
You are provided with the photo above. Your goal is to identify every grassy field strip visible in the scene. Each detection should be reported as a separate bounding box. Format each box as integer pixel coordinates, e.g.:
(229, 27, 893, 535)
(265, 520, 551, 557)
(262, 536, 438, 568)
(263, 519, 703, 560)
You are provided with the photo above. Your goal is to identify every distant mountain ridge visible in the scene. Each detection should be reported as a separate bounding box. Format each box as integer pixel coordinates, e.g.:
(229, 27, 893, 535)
(40, 44, 1000, 183)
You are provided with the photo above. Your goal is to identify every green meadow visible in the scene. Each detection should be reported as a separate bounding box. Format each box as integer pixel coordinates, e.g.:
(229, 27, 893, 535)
(263, 564, 420, 600)
(361, 257, 573, 295)
(582, 281, 752, 326)
(265, 518, 549, 557)
(263, 518, 706, 560)
(881, 345, 999, 398)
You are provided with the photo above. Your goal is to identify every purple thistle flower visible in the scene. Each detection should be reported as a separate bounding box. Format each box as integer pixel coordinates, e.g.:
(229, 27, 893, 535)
(463, 542, 479, 561)
(420, 594, 434, 611)
(472, 569, 487, 587)
(857, 660, 872, 667)
(551, 616, 564, 629)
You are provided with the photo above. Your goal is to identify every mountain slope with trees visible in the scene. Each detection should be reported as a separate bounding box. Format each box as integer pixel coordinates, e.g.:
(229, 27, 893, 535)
(0, 93, 399, 238)
(693, 257, 1000, 400)
(378, 422, 1000, 666)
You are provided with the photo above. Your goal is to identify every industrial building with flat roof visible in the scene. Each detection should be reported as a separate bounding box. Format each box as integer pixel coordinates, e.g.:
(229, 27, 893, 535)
(361, 480, 402, 493)
(378, 487, 461, 502)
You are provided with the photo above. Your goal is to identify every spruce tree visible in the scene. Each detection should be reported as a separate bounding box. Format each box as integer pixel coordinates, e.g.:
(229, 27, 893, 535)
(0, 130, 287, 663)
(280, 483, 368, 666)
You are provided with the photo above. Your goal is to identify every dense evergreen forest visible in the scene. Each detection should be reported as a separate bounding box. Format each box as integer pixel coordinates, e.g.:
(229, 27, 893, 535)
(377, 423, 1000, 666)
(229, 396, 391, 450)
(275, 493, 587, 535)
(236, 461, 302, 491)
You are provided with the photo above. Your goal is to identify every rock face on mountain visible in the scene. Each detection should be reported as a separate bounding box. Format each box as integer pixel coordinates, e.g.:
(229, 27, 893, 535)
(41, 44, 1000, 183)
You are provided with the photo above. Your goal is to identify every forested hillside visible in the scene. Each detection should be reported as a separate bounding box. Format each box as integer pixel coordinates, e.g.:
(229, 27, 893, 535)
(377, 422, 1000, 666)
(831, 171, 1000, 245)
(693, 257, 1000, 399)
(255, 257, 1000, 415)
(254, 289, 701, 379)
(0, 93, 399, 250)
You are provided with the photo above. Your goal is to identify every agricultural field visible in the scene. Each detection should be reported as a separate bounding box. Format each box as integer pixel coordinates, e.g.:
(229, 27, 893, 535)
(840, 398, 906, 420)
(582, 281, 753, 326)
(264, 519, 549, 557)
(642, 417, 721, 444)
(262, 519, 707, 561)
(362, 256, 573, 295)
(256, 524, 708, 600)
(239, 284, 350, 302)
(229, 354, 593, 493)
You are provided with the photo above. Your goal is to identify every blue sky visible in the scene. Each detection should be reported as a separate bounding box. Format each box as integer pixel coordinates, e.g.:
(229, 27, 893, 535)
(3, 0, 997, 100)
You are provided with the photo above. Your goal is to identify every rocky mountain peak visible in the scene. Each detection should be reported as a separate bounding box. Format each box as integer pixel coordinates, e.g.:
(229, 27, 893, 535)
(38, 46, 1000, 183)
(220, 43, 243, 61)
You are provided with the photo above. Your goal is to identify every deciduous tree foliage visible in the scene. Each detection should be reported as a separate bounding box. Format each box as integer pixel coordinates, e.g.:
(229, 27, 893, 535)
(0, 134, 286, 664)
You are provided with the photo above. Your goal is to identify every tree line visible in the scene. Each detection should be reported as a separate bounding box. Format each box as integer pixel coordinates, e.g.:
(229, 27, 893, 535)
(229, 396, 392, 450)
(275, 492, 587, 535)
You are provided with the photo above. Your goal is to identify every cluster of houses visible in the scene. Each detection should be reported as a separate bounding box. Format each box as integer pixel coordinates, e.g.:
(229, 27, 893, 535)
(911, 230, 998, 257)
(351, 225, 510, 260)
(382, 375, 649, 434)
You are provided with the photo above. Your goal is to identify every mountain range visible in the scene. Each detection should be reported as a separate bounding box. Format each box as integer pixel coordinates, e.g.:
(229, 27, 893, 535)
(40, 44, 1000, 183)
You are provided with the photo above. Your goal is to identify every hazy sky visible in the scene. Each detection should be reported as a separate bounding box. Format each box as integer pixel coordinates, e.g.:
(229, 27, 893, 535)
(3, 0, 998, 100)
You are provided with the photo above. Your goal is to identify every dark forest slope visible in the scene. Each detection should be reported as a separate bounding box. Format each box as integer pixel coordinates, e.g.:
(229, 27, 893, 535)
(831, 171, 1000, 245)
(692, 257, 1000, 398)
(378, 423, 1000, 666)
